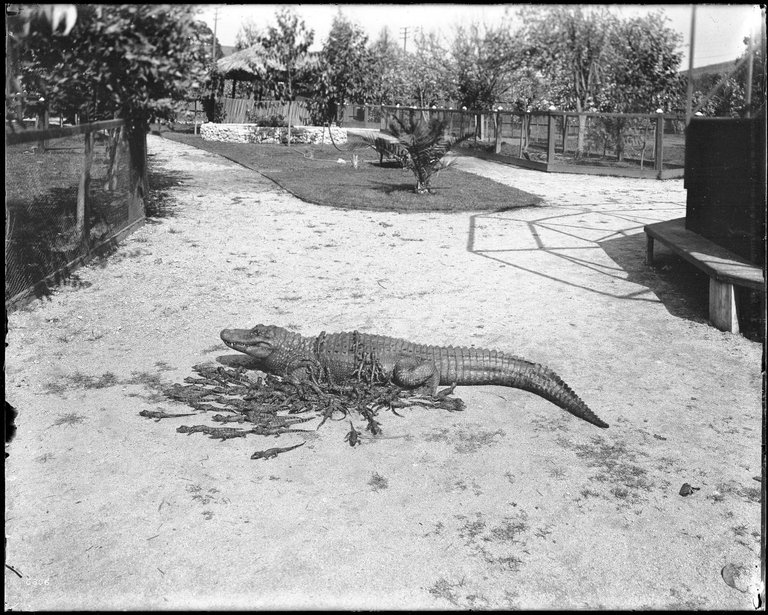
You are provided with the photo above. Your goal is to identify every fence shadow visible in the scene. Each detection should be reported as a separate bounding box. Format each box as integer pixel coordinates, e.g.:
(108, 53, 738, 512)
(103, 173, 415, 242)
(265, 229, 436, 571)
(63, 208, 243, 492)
(598, 233, 709, 323)
(465, 205, 714, 327)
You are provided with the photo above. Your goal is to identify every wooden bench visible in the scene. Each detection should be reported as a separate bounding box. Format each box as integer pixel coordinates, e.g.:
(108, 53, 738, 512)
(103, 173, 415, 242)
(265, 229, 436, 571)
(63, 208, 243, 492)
(644, 217, 764, 333)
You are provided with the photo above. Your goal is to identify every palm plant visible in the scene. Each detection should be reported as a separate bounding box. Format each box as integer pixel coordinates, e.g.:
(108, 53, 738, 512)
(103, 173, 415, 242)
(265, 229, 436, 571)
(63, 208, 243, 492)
(387, 115, 472, 194)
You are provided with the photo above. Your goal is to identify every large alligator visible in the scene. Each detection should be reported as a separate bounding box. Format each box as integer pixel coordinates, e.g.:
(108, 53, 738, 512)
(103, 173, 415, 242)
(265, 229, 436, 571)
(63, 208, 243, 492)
(220, 325, 608, 429)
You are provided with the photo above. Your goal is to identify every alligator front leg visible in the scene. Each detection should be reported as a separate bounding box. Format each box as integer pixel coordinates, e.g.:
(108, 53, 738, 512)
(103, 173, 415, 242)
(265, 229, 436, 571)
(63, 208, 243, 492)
(392, 357, 440, 393)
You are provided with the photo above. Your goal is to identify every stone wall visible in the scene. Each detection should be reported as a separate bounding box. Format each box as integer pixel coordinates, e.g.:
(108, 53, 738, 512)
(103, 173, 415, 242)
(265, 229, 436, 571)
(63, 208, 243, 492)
(200, 123, 347, 145)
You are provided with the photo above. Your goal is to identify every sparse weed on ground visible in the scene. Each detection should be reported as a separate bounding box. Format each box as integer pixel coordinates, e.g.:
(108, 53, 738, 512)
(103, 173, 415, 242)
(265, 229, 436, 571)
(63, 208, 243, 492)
(368, 472, 389, 491)
(558, 435, 653, 504)
(44, 369, 168, 402)
(44, 371, 119, 395)
(51, 412, 86, 427)
(707, 481, 761, 504)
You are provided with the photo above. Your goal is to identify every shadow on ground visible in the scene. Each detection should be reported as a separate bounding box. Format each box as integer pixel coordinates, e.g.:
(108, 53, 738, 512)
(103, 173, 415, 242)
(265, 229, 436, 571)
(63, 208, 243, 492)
(465, 205, 716, 328)
(145, 160, 192, 219)
(599, 233, 709, 322)
(601, 234, 764, 342)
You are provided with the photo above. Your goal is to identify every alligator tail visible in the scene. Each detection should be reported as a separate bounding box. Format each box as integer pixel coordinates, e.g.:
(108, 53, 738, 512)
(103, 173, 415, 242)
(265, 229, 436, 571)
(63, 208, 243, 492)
(500, 358, 608, 428)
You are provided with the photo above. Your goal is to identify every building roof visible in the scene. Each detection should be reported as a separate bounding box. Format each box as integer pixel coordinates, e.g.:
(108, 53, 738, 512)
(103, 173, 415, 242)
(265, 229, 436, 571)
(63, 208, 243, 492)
(682, 59, 740, 78)
(216, 45, 269, 81)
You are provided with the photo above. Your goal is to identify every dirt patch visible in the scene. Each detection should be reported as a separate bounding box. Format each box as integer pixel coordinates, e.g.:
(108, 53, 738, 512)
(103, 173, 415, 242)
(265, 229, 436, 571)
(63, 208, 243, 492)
(5, 136, 762, 610)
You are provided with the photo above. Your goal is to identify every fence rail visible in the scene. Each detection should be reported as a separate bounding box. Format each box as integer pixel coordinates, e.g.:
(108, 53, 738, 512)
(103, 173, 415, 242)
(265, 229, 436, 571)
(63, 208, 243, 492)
(5, 119, 146, 308)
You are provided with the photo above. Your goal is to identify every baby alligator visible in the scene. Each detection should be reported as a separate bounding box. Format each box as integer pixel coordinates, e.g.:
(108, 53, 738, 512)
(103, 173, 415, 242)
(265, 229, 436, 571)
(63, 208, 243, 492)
(250, 441, 306, 460)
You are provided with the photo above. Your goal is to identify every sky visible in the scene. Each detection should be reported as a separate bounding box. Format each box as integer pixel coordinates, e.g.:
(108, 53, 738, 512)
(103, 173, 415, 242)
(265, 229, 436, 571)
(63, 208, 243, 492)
(196, 3, 763, 69)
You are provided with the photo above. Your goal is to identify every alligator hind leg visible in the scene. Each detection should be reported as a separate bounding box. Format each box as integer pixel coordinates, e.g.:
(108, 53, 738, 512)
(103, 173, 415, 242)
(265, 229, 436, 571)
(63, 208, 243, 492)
(392, 358, 440, 394)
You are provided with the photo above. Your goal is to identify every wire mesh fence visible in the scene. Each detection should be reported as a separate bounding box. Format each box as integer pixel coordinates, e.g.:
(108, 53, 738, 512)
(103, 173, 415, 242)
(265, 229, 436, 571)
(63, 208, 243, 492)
(5, 120, 145, 307)
(377, 105, 686, 179)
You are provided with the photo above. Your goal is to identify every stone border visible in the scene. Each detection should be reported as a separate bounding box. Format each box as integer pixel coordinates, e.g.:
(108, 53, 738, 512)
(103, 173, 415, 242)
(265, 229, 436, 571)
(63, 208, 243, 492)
(200, 123, 347, 145)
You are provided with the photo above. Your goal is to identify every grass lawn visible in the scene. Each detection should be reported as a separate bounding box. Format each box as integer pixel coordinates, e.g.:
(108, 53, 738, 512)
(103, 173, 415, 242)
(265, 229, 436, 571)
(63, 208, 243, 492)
(161, 131, 543, 212)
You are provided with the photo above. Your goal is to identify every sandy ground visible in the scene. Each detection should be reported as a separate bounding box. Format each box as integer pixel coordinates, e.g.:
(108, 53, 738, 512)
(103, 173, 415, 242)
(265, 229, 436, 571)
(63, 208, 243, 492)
(5, 135, 763, 610)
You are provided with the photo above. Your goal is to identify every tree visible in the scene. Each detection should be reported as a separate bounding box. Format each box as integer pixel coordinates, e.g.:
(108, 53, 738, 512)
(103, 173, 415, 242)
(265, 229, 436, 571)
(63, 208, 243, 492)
(235, 18, 262, 51)
(191, 19, 225, 118)
(450, 19, 521, 110)
(369, 27, 408, 105)
(402, 31, 457, 108)
(380, 115, 471, 194)
(260, 7, 317, 144)
(729, 29, 766, 116)
(601, 11, 683, 113)
(519, 5, 618, 155)
(314, 11, 374, 124)
(17, 4, 210, 197)
(690, 73, 746, 117)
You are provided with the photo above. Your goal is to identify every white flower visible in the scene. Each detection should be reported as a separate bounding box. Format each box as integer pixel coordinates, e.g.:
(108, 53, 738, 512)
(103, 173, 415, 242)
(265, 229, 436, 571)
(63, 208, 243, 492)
(655, 108, 664, 113)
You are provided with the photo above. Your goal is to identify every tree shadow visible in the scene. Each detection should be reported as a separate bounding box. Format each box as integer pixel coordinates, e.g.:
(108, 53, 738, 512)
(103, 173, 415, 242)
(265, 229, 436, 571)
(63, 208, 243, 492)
(145, 166, 192, 218)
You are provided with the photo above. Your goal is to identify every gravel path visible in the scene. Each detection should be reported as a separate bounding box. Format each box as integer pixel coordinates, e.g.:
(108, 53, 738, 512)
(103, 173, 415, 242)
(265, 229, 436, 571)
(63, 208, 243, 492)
(5, 135, 762, 609)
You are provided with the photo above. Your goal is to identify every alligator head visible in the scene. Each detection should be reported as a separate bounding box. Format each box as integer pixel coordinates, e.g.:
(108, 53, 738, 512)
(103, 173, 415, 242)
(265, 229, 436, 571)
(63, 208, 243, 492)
(220, 324, 289, 360)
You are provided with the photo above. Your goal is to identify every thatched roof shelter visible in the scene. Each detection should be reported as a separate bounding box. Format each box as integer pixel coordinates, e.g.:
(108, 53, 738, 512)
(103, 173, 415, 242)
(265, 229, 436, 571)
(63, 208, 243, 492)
(216, 46, 269, 97)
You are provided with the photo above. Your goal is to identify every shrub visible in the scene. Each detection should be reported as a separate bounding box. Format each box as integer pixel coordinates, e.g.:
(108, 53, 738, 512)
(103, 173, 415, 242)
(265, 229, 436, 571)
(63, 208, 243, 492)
(245, 109, 288, 127)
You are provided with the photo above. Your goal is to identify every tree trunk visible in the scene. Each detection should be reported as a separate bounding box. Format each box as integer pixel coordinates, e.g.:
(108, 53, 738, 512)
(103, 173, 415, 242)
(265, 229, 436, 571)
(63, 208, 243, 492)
(614, 120, 625, 162)
(575, 99, 586, 159)
(127, 122, 149, 204)
(286, 99, 292, 146)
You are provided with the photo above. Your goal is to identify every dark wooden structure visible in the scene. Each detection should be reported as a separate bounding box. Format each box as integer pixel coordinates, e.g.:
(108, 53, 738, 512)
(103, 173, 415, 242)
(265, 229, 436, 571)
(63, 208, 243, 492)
(643, 114, 766, 334)
(684, 116, 765, 266)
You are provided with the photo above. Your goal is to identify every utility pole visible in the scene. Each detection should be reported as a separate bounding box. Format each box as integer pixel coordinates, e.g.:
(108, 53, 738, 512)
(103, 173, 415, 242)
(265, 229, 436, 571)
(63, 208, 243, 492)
(400, 26, 408, 52)
(209, 6, 219, 122)
(211, 6, 219, 64)
(744, 23, 754, 118)
(684, 5, 696, 124)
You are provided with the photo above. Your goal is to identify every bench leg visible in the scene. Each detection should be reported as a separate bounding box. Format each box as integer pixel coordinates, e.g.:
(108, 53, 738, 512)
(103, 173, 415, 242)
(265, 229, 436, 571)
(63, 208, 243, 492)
(646, 234, 654, 265)
(708, 278, 739, 333)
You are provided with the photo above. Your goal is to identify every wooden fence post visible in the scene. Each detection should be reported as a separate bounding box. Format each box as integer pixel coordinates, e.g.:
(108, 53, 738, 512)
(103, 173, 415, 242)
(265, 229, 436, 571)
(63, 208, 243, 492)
(36, 105, 49, 152)
(547, 113, 556, 164)
(494, 111, 502, 154)
(77, 130, 95, 248)
(654, 114, 664, 178)
(561, 115, 569, 155)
